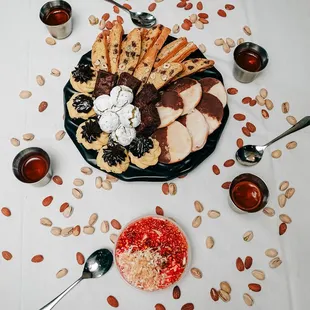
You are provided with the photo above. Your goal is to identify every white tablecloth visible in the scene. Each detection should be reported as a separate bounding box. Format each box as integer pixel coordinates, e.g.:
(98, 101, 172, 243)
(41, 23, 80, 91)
(1, 0, 310, 309)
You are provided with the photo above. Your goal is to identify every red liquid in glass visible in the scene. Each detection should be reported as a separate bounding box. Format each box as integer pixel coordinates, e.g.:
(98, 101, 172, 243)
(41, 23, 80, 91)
(231, 181, 262, 211)
(44, 8, 70, 26)
(20, 154, 49, 183)
(235, 49, 262, 72)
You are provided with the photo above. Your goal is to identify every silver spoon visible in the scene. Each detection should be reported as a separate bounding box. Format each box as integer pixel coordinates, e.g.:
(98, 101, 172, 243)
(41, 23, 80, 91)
(236, 116, 310, 166)
(104, 0, 157, 28)
(39, 249, 113, 310)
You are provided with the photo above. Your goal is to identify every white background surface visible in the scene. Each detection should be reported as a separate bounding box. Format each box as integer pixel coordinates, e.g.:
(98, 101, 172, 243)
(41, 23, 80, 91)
(1, 0, 310, 309)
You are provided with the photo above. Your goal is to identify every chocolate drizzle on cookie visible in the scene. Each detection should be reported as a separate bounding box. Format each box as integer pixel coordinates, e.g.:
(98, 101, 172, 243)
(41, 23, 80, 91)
(72, 63, 95, 83)
(81, 119, 102, 143)
(103, 142, 127, 166)
(72, 94, 93, 113)
(129, 137, 154, 158)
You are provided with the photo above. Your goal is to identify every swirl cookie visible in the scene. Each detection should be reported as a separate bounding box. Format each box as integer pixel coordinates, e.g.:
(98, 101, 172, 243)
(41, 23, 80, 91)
(129, 137, 161, 169)
(96, 142, 130, 173)
(67, 93, 96, 119)
(76, 118, 108, 150)
(70, 63, 97, 93)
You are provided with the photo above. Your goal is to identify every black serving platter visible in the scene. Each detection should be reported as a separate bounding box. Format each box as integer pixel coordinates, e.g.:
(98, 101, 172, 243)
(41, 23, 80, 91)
(63, 35, 229, 182)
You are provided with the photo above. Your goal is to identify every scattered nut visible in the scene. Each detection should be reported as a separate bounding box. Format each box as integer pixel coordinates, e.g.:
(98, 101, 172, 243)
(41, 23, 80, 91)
(55, 130, 66, 141)
(45, 37, 56, 45)
(72, 42, 81, 52)
(51, 68, 61, 77)
(36, 75, 45, 86)
(19, 90, 32, 99)
(172, 24, 180, 34)
(199, 43, 206, 53)
(243, 25, 252, 36)
(88, 15, 99, 25)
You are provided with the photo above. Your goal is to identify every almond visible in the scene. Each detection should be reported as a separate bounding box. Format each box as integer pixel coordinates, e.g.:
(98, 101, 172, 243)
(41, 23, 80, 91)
(220, 281, 231, 294)
(212, 164, 220, 175)
(242, 126, 251, 137)
(221, 181, 231, 189)
(177, 2, 186, 8)
(40, 217, 52, 227)
(73, 178, 84, 186)
(248, 283, 261, 292)
(155, 304, 166, 310)
(279, 181, 289, 191)
(89, 213, 98, 226)
(278, 194, 287, 208)
(72, 188, 83, 199)
(233, 113, 246, 121)
(102, 13, 110, 21)
(223, 159, 235, 167)
(111, 219, 121, 230)
(76, 252, 85, 265)
(56, 268, 68, 279)
(51, 227, 62, 236)
(42, 196, 53, 207)
(31, 254, 44, 263)
(236, 257, 245, 271)
(243, 25, 252, 36)
(156, 206, 164, 216)
(113, 5, 120, 13)
(52, 175, 63, 185)
(237, 138, 244, 148)
(286, 115, 297, 125)
(100, 220, 109, 233)
(271, 149, 282, 159)
(261, 109, 269, 119)
(286, 141, 297, 150)
(168, 183, 177, 195)
(279, 214, 292, 224)
(192, 215, 202, 228)
(190, 267, 202, 279)
(10, 137, 20, 147)
(23, 133, 35, 141)
(173, 286, 181, 299)
(19, 90, 32, 99)
(250, 99, 257, 106)
(116, 15, 124, 24)
(245, 256, 253, 269)
(217, 9, 227, 17)
(1, 207, 11, 217)
(206, 236, 214, 249)
(110, 233, 118, 244)
(242, 96, 252, 104)
(194, 200, 203, 212)
(45, 37, 56, 45)
(197, 1, 203, 10)
(181, 303, 194, 310)
(282, 102, 290, 114)
(243, 230, 254, 242)
(162, 183, 169, 195)
(251, 269, 265, 281)
(279, 222, 287, 235)
(269, 257, 282, 268)
(55, 130, 65, 140)
(263, 207, 275, 217)
(2, 251, 13, 261)
(265, 248, 278, 258)
(243, 293, 254, 306)
(210, 288, 219, 301)
(208, 210, 220, 219)
(198, 13, 209, 18)
(83, 226, 95, 235)
(225, 4, 235, 10)
(227, 87, 238, 95)
(73, 225, 81, 236)
(59, 202, 69, 213)
(246, 122, 256, 133)
(37, 101, 48, 112)
(219, 289, 230, 302)
(148, 3, 157, 11)
(123, 3, 132, 10)
(185, 2, 193, 10)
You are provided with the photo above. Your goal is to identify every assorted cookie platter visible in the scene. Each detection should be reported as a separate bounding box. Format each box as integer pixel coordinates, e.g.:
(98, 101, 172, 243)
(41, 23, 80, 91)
(63, 23, 229, 181)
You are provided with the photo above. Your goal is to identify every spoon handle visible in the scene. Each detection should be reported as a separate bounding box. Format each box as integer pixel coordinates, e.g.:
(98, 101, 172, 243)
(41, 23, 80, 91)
(265, 116, 310, 147)
(39, 277, 83, 310)
(104, 0, 130, 13)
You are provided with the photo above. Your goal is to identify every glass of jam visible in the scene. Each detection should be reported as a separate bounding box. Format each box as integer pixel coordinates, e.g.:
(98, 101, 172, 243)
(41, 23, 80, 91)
(233, 42, 269, 83)
(228, 173, 269, 213)
(12, 147, 52, 187)
(39, 1, 72, 39)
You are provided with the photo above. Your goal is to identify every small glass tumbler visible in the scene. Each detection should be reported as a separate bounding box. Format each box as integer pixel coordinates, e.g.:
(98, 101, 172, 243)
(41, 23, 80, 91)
(233, 42, 269, 83)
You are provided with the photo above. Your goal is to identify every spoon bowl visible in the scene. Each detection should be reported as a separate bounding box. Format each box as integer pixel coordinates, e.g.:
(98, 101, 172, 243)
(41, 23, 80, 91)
(131, 11, 157, 28)
(236, 144, 265, 166)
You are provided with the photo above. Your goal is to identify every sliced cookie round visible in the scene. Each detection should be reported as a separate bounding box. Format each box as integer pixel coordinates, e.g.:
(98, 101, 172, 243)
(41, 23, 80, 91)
(199, 77, 227, 107)
(178, 109, 209, 152)
(156, 91, 184, 128)
(152, 121, 192, 164)
(167, 77, 202, 116)
(196, 93, 224, 134)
